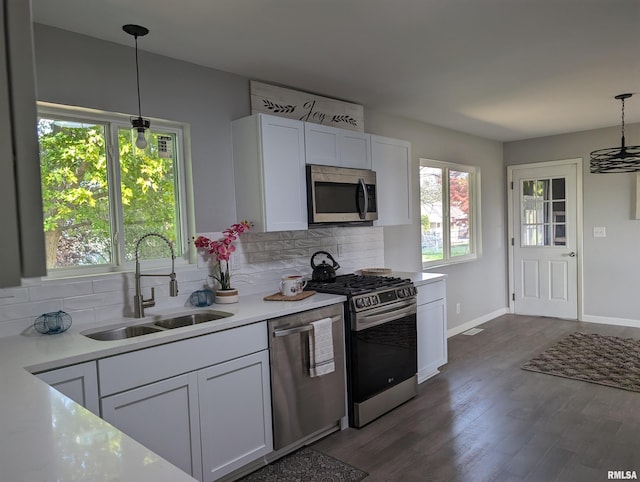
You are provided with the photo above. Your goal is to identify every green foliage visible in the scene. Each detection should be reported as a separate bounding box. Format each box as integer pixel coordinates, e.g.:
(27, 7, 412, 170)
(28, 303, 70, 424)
(421, 214, 430, 232)
(38, 118, 179, 268)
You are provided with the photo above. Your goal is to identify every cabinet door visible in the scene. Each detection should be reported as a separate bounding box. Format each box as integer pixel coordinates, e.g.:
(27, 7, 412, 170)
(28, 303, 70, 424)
(36, 361, 99, 415)
(199, 350, 272, 481)
(340, 131, 371, 169)
(417, 298, 447, 383)
(5, 0, 46, 279)
(101, 373, 203, 481)
(0, 1, 22, 288)
(371, 135, 412, 225)
(261, 115, 308, 231)
(305, 123, 340, 166)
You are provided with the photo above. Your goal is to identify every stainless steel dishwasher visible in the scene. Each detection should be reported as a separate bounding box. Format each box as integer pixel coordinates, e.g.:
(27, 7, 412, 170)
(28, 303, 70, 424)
(268, 303, 345, 450)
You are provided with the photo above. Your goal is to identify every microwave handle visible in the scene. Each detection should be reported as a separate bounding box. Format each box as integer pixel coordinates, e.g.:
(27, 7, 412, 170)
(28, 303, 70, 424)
(357, 177, 368, 219)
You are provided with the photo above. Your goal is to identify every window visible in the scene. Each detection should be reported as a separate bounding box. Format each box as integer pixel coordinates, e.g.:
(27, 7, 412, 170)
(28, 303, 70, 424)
(37, 103, 189, 273)
(419, 159, 481, 267)
(520, 177, 566, 246)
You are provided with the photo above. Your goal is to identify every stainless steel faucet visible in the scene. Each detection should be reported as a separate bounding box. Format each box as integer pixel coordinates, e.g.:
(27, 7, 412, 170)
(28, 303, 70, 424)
(134, 233, 179, 318)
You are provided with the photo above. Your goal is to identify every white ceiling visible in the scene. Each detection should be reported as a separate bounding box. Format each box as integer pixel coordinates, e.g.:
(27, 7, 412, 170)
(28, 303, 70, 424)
(31, 0, 640, 142)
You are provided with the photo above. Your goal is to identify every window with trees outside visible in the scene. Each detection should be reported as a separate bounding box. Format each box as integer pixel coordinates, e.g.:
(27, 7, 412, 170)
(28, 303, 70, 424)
(37, 104, 188, 273)
(420, 159, 480, 267)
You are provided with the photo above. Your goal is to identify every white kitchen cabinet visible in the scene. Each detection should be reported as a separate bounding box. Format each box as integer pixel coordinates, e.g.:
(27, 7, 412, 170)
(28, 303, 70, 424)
(35, 361, 100, 415)
(199, 350, 272, 481)
(371, 135, 412, 226)
(305, 123, 371, 169)
(0, 0, 47, 287)
(98, 322, 271, 481)
(232, 114, 307, 232)
(417, 280, 448, 383)
(101, 372, 203, 480)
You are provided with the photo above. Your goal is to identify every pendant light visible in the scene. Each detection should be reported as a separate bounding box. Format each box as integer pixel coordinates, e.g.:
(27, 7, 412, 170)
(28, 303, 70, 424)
(123, 24, 150, 150)
(590, 93, 640, 173)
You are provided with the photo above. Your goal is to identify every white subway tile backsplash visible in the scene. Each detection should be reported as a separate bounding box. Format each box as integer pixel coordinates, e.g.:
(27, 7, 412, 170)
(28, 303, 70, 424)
(0, 226, 384, 337)
(29, 281, 94, 301)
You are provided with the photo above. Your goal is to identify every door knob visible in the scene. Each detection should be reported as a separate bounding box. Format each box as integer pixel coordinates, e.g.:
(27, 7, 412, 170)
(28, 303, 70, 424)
(568, 251, 576, 257)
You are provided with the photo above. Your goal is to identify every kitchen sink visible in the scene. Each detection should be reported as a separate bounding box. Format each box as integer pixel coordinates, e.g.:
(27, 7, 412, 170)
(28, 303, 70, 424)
(82, 310, 234, 341)
(153, 311, 233, 329)
(84, 324, 163, 341)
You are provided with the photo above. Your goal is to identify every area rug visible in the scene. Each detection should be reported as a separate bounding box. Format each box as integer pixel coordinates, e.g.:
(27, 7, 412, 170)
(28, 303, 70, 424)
(239, 447, 368, 482)
(522, 332, 640, 392)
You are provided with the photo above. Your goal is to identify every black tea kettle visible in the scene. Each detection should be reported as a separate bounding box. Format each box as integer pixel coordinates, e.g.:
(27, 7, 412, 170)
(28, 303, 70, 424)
(310, 251, 340, 282)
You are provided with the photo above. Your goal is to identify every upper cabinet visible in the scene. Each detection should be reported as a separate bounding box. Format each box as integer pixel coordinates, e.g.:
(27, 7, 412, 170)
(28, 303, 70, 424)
(371, 135, 413, 226)
(0, 0, 47, 287)
(305, 123, 371, 169)
(232, 114, 308, 232)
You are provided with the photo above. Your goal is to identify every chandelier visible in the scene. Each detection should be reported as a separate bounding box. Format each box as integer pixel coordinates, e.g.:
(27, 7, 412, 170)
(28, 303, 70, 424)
(123, 24, 150, 150)
(590, 93, 640, 173)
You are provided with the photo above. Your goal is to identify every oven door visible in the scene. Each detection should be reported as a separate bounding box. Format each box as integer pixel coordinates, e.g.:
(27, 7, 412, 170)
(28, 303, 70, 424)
(307, 164, 377, 224)
(349, 298, 417, 404)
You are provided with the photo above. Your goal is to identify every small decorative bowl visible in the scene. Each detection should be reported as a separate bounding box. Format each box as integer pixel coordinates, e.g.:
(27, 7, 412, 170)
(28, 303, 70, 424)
(189, 289, 214, 307)
(34, 311, 72, 335)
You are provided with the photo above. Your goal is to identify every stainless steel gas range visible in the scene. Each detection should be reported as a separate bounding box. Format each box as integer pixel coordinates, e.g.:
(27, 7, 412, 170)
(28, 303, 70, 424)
(305, 274, 418, 427)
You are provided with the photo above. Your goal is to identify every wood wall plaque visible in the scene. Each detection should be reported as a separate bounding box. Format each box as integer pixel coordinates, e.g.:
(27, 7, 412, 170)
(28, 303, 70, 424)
(250, 80, 364, 132)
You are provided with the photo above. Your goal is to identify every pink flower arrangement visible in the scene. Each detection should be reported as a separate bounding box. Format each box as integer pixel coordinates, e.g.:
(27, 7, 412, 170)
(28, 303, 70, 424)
(194, 221, 251, 290)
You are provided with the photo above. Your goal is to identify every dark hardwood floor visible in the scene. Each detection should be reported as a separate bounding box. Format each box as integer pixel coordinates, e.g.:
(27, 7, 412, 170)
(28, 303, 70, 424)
(312, 314, 640, 481)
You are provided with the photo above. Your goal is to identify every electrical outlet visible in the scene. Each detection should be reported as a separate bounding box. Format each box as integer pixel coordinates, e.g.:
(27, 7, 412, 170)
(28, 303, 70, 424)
(593, 226, 606, 238)
(456, 303, 461, 314)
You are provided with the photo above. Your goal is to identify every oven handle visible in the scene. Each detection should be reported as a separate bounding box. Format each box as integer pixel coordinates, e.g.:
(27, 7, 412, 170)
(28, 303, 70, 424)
(272, 315, 342, 337)
(355, 300, 416, 331)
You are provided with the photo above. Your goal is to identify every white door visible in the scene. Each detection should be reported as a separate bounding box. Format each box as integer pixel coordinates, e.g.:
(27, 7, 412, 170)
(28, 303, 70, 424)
(510, 162, 579, 319)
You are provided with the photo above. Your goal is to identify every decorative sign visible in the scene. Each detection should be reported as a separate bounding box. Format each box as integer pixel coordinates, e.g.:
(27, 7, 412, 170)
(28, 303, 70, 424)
(250, 80, 364, 132)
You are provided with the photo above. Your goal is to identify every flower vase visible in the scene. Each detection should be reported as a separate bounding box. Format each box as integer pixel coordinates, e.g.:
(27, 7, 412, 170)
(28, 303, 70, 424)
(215, 288, 239, 304)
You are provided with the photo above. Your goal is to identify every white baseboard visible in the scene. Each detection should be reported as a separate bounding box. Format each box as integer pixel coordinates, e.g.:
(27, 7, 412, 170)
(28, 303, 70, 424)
(447, 307, 508, 338)
(581, 314, 640, 328)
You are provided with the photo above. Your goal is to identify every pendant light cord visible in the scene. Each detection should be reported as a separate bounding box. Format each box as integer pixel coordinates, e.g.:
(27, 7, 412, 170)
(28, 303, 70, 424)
(134, 35, 142, 119)
(621, 96, 626, 148)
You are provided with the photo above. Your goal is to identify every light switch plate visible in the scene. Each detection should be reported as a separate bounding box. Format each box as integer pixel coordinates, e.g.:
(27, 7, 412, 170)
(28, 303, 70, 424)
(593, 227, 606, 238)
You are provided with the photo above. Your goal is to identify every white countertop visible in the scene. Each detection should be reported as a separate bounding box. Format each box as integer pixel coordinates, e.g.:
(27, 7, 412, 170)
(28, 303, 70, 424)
(392, 271, 447, 286)
(0, 290, 346, 482)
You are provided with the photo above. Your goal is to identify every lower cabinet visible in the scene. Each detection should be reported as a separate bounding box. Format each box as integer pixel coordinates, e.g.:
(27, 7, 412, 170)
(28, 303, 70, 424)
(199, 351, 272, 481)
(98, 322, 272, 482)
(101, 372, 203, 480)
(35, 361, 100, 415)
(417, 280, 448, 383)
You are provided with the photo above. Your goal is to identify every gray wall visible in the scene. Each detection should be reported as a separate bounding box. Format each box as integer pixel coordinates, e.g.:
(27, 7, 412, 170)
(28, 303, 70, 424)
(34, 24, 248, 232)
(33, 24, 510, 333)
(504, 124, 640, 323)
(365, 112, 507, 330)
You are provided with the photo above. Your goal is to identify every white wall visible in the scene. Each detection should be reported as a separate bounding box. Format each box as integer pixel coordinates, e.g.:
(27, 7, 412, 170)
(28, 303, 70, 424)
(19, 24, 510, 337)
(504, 124, 640, 324)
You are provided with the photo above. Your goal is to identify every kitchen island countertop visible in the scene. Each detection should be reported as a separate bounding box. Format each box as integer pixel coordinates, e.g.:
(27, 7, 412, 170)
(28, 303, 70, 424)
(0, 290, 346, 482)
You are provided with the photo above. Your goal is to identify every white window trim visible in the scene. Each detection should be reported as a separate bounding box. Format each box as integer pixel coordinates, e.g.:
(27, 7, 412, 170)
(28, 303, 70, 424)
(37, 102, 196, 278)
(420, 158, 482, 269)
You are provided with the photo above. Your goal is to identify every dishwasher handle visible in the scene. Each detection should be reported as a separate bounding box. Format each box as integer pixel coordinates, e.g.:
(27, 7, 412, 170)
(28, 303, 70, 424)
(272, 315, 342, 337)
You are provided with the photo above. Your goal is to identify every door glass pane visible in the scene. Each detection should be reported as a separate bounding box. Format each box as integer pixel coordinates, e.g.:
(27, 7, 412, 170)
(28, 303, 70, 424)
(38, 118, 112, 268)
(119, 129, 181, 261)
(449, 170, 470, 257)
(420, 166, 443, 262)
(521, 177, 566, 246)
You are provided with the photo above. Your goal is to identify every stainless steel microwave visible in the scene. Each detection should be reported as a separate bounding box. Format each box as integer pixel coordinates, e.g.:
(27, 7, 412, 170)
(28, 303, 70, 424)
(306, 164, 378, 225)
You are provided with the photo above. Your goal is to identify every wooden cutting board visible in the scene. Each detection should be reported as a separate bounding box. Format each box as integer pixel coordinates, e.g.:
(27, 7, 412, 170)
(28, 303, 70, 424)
(263, 290, 316, 301)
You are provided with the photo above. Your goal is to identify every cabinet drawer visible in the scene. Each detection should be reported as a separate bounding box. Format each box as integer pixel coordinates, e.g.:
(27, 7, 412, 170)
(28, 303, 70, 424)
(99, 322, 267, 396)
(417, 280, 445, 305)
